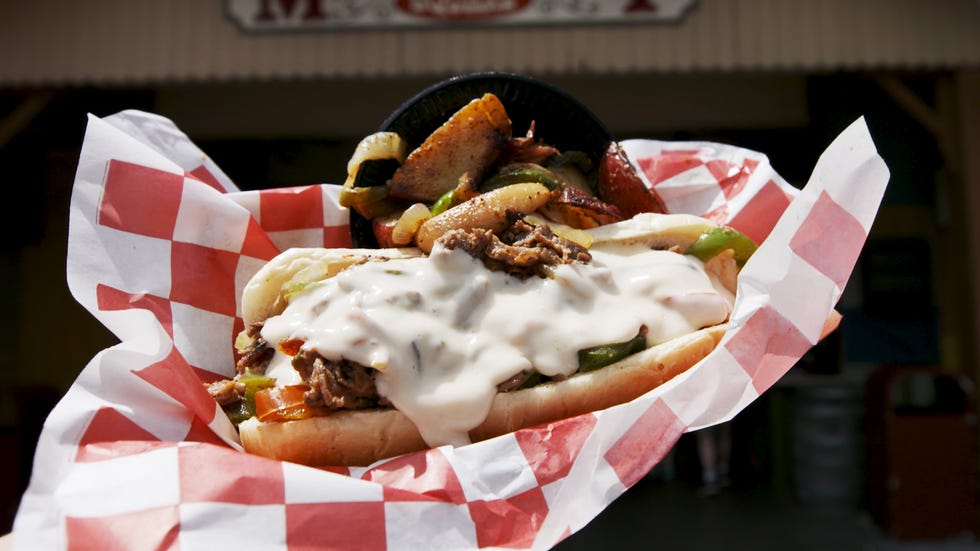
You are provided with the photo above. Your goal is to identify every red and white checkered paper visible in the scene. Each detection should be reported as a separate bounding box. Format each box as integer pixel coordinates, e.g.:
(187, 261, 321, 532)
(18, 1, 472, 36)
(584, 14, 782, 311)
(14, 109, 888, 550)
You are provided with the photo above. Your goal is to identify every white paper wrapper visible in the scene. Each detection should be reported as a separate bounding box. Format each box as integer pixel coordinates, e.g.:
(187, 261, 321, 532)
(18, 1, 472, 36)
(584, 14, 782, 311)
(13, 109, 888, 550)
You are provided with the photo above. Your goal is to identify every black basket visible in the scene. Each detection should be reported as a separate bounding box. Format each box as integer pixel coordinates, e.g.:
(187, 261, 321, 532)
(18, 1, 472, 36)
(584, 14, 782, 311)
(349, 72, 613, 248)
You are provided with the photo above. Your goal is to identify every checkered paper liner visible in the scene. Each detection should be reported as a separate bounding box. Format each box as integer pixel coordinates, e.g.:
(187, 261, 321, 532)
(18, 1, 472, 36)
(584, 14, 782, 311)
(13, 110, 888, 550)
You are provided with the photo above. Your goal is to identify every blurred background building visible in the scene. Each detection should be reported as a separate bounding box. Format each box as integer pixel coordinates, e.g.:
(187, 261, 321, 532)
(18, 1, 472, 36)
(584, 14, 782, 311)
(1, 0, 978, 547)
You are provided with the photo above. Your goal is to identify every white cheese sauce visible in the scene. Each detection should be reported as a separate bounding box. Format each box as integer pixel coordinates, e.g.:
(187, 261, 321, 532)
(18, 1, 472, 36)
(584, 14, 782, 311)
(261, 243, 733, 447)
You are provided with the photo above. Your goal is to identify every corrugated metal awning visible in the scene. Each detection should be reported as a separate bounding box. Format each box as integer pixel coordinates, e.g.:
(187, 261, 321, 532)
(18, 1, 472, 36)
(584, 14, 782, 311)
(2, 0, 978, 87)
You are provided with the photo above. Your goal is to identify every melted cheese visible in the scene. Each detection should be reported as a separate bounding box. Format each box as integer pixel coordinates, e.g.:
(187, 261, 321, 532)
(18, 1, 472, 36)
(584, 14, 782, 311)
(261, 243, 733, 447)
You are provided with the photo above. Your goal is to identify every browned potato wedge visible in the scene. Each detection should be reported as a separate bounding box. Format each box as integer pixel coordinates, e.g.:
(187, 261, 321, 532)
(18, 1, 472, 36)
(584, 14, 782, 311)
(539, 186, 624, 229)
(389, 94, 513, 203)
(415, 183, 551, 253)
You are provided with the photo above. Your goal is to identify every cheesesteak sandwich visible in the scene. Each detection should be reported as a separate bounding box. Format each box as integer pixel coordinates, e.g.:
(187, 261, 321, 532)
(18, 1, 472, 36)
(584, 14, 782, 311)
(209, 211, 754, 467)
(205, 86, 758, 466)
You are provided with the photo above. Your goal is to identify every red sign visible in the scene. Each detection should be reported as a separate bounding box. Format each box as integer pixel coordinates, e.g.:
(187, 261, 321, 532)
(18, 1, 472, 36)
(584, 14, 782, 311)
(227, 0, 697, 30)
(395, 0, 532, 22)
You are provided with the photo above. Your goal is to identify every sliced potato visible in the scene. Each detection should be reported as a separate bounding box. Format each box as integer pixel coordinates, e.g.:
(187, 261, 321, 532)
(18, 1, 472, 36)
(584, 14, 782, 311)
(539, 186, 623, 229)
(389, 94, 513, 203)
(415, 183, 551, 253)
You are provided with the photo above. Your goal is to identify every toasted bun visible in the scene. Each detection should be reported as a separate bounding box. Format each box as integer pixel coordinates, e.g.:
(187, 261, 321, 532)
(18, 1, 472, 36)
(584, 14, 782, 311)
(469, 324, 725, 442)
(239, 324, 725, 467)
(239, 408, 427, 468)
(241, 247, 422, 326)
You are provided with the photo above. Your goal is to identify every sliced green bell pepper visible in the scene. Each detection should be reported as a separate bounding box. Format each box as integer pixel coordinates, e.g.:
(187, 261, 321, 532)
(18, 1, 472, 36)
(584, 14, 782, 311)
(222, 371, 275, 425)
(684, 226, 757, 267)
(577, 333, 648, 373)
(480, 164, 559, 193)
(430, 189, 456, 216)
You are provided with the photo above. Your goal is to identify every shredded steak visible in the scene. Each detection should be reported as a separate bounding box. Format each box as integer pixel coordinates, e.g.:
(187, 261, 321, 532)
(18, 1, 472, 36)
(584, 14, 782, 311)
(236, 323, 274, 375)
(292, 351, 386, 410)
(206, 378, 245, 406)
(438, 217, 591, 279)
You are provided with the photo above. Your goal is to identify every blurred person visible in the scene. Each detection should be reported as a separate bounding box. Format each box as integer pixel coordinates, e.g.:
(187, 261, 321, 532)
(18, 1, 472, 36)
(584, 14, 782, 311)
(696, 421, 732, 497)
